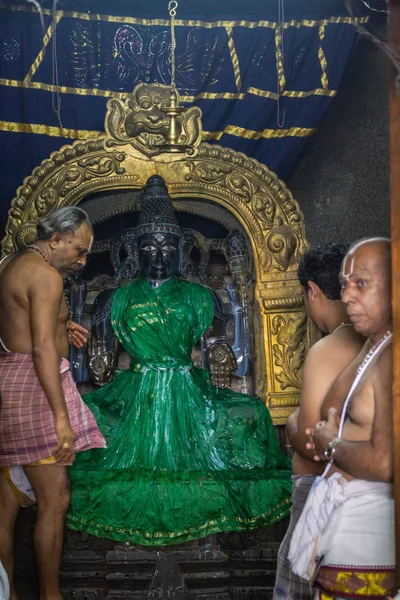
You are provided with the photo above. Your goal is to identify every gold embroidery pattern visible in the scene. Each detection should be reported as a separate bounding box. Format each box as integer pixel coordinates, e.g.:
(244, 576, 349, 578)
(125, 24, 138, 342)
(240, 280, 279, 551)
(247, 87, 336, 99)
(127, 301, 158, 311)
(0, 78, 336, 103)
(275, 25, 285, 94)
(318, 566, 397, 598)
(283, 17, 368, 28)
(183, 91, 245, 101)
(24, 13, 63, 83)
(320, 592, 334, 600)
(336, 571, 357, 593)
(283, 88, 335, 98)
(66, 496, 291, 540)
(0, 6, 368, 109)
(0, 77, 128, 98)
(130, 314, 160, 332)
(203, 125, 316, 141)
(3, 5, 368, 29)
(0, 119, 316, 141)
(318, 26, 329, 90)
(225, 27, 241, 92)
(0, 119, 100, 139)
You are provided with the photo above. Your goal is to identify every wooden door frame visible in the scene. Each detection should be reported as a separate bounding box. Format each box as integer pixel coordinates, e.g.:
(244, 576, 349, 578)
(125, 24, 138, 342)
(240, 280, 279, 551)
(389, 0, 400, 586)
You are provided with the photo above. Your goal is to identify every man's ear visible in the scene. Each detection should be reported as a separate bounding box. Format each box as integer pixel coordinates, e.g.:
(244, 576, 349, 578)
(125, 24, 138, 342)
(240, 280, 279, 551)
(49, 232, 62, 248)
(307, 280, 321, 302)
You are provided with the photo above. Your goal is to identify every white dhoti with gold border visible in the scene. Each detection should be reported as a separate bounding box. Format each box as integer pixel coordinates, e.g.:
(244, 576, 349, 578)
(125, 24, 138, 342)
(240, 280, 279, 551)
(288, 474, 396, 600)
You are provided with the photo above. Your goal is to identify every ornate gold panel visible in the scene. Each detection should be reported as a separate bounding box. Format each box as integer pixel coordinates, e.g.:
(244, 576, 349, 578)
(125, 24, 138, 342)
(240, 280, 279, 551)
(1, 83, 314, 423)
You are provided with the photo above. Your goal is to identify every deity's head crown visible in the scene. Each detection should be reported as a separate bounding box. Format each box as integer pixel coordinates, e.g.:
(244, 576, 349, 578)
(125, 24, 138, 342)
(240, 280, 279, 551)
(136, 175, 181, 238)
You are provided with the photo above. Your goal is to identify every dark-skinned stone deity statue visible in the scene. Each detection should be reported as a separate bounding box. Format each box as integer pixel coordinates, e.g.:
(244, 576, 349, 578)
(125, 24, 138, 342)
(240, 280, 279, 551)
(66, 175, 292, 546)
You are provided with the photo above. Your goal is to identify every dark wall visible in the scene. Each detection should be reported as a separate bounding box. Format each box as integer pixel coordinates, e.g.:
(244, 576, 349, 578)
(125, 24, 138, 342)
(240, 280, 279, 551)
(288, 35, 390, 247)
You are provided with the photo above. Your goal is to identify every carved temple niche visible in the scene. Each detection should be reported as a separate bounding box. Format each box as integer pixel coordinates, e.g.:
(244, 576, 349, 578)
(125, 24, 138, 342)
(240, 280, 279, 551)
(1, 84, 318, 422)
(73, 188, 259, 396)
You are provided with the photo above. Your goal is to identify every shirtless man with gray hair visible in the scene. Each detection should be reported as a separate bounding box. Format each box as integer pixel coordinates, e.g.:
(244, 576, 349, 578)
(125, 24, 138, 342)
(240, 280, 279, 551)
(289, 237, 396, 600)
(0, 207, 105, 600)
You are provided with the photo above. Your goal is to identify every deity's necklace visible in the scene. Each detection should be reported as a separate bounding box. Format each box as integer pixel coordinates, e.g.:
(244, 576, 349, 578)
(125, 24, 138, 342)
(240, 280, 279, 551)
(25, 244, 73, 340)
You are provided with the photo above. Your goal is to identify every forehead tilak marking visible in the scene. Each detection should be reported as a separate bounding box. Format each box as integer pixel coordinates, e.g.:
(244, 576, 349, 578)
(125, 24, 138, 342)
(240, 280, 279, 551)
(340, 238, 385, 281)
(341, 254, 355, 280)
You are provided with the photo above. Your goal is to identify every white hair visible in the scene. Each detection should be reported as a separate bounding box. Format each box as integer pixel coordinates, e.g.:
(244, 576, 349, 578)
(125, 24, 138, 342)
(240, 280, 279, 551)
(36, 207, 91, 241)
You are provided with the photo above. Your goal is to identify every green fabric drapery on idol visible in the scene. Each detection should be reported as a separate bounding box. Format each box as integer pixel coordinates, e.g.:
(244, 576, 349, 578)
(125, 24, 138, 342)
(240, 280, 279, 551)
(67, 277, 292, 546)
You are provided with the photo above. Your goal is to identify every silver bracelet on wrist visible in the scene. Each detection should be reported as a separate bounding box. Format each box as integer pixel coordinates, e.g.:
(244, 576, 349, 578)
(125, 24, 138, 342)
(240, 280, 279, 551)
(323, 437, 342, 462)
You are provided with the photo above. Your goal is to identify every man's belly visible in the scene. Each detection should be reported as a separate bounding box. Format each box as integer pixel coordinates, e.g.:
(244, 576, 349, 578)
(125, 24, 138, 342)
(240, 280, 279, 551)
(327, 464, 356, 481)
(57, 339, 70, 359)
(327, 420, 373, 481)
(0, 322, 69, 358)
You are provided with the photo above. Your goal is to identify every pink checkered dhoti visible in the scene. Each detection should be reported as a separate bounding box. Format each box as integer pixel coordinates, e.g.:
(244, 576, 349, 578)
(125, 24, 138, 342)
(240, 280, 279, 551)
(0, 352, 105, 467)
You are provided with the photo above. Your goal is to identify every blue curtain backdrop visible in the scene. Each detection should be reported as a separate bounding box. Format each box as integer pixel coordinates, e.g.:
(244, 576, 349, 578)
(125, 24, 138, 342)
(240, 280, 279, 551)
(0, 1, 369, 230)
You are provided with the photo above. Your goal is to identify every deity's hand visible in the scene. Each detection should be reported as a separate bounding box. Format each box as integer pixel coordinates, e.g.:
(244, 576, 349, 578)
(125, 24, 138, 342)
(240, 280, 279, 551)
(67, 320, 89, 349)
(88, 335, 117, 387)
(207, 342, 237, 389)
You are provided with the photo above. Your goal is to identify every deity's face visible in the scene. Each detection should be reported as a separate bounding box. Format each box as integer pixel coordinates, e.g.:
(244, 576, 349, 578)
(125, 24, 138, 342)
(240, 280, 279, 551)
(339, 241, 391, 342)
(138, 232, 180, 281)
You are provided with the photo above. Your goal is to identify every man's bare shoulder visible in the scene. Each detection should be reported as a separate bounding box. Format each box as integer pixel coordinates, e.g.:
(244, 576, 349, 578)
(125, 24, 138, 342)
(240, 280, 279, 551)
(307, 326, 363, 364)
(0, 253, 16, 276)
(0, 254, 63, 292)
(296, 328, 361, 438)
(334, 325, 365, 347)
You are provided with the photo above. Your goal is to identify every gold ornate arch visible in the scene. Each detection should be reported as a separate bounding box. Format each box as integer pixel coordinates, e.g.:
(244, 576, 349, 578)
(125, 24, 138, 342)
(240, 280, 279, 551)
(1, 83, 316, 423)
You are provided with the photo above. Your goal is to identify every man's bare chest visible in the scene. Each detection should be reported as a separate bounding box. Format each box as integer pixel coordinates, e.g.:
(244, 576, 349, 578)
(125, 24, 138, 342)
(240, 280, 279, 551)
(346, 377, 375, 429)
(58, 296, 70, 324)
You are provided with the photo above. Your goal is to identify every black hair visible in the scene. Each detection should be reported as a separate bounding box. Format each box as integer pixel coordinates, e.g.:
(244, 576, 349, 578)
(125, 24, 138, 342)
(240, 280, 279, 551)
(298, 242, 350, 300)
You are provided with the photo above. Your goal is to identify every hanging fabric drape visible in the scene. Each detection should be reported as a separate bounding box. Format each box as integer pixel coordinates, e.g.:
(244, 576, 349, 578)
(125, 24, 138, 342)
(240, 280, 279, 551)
(0, 1, 369, 230)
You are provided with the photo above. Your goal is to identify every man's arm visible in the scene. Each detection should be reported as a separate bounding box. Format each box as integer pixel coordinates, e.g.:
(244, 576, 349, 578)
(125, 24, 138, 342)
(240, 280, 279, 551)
(313, 347, 393, 482)
(286, 407, 299, 444)
(29, 268, 75, 462)
(287, 340, 339, 461)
